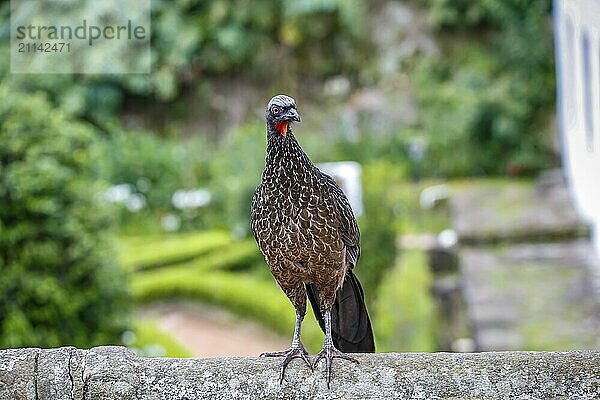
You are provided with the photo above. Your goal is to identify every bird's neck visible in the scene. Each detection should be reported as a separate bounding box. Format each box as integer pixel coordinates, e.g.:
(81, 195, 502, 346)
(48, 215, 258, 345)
(265, 125, 313, 170)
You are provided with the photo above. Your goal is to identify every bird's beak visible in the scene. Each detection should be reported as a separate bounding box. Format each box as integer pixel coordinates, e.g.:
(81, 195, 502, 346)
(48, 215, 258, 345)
(284, 108, 301, 123)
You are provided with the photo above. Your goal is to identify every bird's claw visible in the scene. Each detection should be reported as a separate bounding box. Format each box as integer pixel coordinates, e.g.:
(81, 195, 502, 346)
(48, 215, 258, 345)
(261, 344, 312, 384)
(312, 345, 359, 388)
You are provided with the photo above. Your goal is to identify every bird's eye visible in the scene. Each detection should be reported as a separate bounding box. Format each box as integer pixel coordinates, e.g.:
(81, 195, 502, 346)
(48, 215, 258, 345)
(272, 107, 280, 115)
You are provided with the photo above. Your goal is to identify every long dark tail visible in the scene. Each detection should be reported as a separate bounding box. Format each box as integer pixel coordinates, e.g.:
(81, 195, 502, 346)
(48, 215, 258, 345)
(307, 271, 375, 352)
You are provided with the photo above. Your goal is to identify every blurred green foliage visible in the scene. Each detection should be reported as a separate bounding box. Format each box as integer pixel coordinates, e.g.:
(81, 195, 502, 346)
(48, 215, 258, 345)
(0, 0, 368, 123)
(357, 162, 401, 301)
(93, 129, 187, 210)
(90, 129, 218, 234)
(119, 230, 232, 271)
(127, 238, 262, 276)
(412, 0, 555, 176)
(374, 249, 437, 352)
(0, 86, 129, 348)
(206, 123, 266, 234)
(146, 0, 367, 101)
(129, 320, 192, 358)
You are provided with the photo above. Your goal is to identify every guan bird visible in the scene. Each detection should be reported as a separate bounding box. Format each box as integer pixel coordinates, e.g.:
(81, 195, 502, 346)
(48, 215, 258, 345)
(251, 94, 375, 387)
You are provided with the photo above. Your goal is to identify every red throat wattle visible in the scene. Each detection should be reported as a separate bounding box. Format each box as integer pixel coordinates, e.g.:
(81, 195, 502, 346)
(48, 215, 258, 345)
(274, 122, 288, 137)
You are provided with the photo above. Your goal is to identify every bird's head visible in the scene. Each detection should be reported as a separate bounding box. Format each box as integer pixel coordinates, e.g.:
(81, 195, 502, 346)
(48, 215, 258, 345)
(265, 94, 301, 137)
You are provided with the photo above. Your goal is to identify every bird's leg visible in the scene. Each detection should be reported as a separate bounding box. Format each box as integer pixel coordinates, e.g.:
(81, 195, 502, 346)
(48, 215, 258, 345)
(313, 309, 359, 388)
(261, 310, 312, 383)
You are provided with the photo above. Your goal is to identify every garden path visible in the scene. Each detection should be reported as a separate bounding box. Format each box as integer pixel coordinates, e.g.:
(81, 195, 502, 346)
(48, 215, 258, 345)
(138, 301, 289, 357)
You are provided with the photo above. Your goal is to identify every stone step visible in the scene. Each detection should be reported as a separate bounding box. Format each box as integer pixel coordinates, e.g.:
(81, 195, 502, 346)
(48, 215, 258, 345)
(451, 179, 589, 245)
(460, 241, 600, 351)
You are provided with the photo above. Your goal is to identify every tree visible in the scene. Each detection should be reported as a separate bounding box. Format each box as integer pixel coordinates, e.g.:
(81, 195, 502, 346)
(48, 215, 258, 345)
(0, 85, 129, 348)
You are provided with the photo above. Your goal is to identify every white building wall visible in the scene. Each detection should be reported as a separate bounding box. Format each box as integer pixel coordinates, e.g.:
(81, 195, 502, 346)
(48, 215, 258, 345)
(555, 0, 600, 253)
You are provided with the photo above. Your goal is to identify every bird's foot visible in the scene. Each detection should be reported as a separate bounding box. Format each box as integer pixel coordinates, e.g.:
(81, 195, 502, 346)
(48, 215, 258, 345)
(260, 343, 312, 384)
(312, 344, 359, 388)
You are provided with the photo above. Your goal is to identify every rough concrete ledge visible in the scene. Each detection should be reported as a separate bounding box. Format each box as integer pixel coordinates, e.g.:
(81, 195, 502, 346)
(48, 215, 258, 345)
(1, 347, 599, 400)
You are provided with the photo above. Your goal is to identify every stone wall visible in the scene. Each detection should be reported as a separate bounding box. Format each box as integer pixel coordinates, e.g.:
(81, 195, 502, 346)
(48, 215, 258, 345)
(1, 346, 599, 399)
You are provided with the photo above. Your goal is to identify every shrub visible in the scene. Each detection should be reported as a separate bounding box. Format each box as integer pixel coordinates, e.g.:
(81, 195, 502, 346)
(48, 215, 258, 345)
(207, 122, 266, 235)
(357, 162, 400, 302)
(91, 129, 216, 234)
(374, 249, 437, 352)
(147, 0, 368, 100)
(408, 0, 555, 176)
(0, 87, 129, 348)
(122, 237, 262, 274)
(118, 230, 233, 270)
(0, 0, 368, 122)
(93, 129, 187, 210)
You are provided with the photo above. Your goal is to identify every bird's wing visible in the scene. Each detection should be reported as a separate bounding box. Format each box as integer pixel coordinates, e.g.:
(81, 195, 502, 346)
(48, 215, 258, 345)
(319, 171, 361, 268)
(250, 184, 262, 245)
